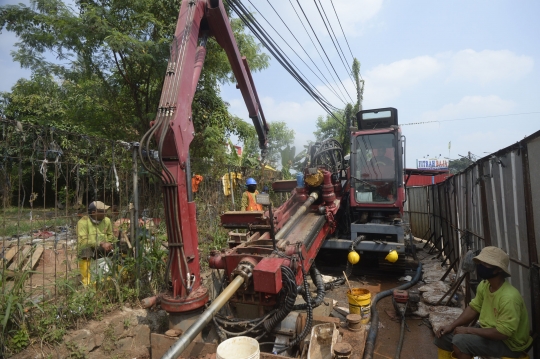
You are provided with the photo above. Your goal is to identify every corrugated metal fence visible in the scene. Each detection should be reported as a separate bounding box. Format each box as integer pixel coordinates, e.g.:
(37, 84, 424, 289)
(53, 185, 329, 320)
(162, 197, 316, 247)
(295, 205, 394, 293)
(406, 131, 540, 358)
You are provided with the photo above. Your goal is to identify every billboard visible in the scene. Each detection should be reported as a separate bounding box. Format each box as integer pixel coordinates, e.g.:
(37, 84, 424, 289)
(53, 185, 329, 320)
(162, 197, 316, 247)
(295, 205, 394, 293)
(416, 159, 449, 170)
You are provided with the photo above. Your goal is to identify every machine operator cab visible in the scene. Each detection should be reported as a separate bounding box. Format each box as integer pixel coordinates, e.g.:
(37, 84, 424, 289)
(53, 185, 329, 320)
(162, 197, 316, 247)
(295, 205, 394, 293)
(351, 108, 403, 208)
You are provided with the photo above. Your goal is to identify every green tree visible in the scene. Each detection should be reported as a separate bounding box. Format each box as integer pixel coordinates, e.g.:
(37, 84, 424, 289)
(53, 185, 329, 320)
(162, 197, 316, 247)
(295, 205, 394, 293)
(265, 121, 295, 169)
(313, 104, 353, 155)
(0, 0, 269, 157)
(449, 157, 473, 174)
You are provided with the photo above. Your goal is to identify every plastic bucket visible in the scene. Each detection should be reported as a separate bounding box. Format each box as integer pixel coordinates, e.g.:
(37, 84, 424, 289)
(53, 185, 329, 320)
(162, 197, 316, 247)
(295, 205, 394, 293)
(216, 336, 260, 359)
(347, 288, 371, 324)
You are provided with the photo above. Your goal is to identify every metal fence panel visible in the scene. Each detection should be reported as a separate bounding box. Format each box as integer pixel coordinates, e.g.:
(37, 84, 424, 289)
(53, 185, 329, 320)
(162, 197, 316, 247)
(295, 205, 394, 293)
(528, 136, 540, 262)
(407, 132, 540, 356)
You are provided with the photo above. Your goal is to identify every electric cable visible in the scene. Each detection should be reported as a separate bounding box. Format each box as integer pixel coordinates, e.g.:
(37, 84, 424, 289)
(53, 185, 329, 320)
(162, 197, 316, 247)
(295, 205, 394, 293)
(229, 0, 343, 123)
(229, 0, 339, 113)
(286, 0, 351, 104)
(329, 0, 361, 80)
(295, 0, 354, 103)
(245, 0, 343, 105)
(263, 0, 346, 104)
(313, 0, 356, 86)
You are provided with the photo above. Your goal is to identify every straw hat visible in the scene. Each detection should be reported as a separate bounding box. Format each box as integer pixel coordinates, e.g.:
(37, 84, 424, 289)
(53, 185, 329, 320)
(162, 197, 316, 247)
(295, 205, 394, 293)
(473, 246, 511, 277)
(88, 201, 110, 211)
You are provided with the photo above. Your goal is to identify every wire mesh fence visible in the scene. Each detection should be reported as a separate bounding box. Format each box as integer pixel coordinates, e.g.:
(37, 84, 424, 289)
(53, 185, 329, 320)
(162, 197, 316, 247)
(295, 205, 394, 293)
(0, 118, 288, 354)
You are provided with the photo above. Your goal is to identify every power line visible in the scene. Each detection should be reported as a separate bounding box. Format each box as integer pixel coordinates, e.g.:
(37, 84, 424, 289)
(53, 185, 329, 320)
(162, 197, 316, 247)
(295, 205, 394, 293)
(314, 0, 355, 87)
(286, 0, 352, 104)
(263, 0, 347, 104)
(330, 0, 362, 80)
(295, 0, 354, 103)
(245, 0, 346, 105)
(228, 0, 344, 125)
(401, 111, 540, 126)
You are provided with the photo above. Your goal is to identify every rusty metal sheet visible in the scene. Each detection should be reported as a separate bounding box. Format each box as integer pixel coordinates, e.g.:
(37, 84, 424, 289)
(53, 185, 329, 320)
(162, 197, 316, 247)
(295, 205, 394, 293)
(272, 180, 297, 192)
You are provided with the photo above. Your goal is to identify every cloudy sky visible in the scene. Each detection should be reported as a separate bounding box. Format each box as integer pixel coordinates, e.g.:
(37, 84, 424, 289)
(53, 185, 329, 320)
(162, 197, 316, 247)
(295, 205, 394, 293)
(220, 0, 540, 165)
(1, 0, 539, 166)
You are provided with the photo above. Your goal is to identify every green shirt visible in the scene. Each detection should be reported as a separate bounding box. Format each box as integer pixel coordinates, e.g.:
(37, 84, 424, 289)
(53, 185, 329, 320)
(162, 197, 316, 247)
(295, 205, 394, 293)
(469, 280, 532, 352)
(77, 216, 114, 254)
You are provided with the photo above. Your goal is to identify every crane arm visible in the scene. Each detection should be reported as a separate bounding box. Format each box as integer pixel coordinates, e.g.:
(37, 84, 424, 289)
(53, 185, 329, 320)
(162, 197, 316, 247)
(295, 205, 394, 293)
(139, 0, 269, 313)
(207, 0, 269, 151)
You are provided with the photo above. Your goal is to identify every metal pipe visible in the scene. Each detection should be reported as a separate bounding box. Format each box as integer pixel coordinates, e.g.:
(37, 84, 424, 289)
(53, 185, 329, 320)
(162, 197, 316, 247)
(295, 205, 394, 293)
(161, 275, 245, 359)
(276, 192, 318, 248)
(132, 142, 140, 292)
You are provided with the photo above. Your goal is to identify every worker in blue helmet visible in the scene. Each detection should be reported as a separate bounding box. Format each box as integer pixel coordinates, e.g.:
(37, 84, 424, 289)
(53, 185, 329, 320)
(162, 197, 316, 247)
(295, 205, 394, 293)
(241, 178, 263, 211)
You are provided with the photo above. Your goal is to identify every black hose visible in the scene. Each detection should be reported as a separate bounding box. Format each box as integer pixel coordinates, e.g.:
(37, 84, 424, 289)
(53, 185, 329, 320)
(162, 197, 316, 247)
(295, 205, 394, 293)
(395, 317, 405, 359)
(363, 263, 423, 359)
(264, 266, 297, 333)
(278, 256, 313, 354)
(294, 264, 325, 310)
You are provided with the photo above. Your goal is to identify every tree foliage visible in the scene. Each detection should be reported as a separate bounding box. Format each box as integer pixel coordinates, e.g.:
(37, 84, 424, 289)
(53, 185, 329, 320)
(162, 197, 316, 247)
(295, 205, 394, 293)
(313, 103, 354, 155)
(265, 121, 295, 168)
(449, 157, 473, 174)
(0, 0, 269, 159)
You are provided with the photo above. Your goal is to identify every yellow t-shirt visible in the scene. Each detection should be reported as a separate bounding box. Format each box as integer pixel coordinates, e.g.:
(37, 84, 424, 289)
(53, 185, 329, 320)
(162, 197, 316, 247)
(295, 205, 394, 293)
(469, 280, 532, 352)
(77, 216, 114, 254)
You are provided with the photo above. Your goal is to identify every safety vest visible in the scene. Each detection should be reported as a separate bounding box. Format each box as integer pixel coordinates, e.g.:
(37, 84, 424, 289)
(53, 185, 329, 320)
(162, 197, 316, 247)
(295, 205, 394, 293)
(246, 191, 263, 211)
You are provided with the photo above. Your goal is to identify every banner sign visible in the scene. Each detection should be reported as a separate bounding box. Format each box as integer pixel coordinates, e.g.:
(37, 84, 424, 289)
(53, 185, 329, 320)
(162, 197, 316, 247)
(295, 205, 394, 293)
(417, 159, 449, 170)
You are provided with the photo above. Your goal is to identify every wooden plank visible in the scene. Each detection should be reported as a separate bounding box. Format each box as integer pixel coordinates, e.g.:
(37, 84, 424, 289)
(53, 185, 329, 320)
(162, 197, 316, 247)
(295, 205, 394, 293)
(22, 246, 44, 271)
(3, 245, 20, 263)
(8, 245, 32, 271)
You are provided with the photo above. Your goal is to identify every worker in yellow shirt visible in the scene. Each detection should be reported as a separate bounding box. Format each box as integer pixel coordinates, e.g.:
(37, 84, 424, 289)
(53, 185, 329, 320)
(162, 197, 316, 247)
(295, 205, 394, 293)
(77, 201, 115, 286)
(241, 178, 263, 211)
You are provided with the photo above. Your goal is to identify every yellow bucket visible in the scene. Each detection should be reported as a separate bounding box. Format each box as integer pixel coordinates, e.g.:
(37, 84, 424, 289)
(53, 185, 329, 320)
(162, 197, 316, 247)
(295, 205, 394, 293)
(347, 288, 371, 324)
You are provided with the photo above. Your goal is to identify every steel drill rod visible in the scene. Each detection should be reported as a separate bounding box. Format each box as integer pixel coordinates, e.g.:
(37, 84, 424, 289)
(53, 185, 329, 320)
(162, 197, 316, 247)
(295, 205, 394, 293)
(161, 275, 245, 359)
(276, 192, 318, 246)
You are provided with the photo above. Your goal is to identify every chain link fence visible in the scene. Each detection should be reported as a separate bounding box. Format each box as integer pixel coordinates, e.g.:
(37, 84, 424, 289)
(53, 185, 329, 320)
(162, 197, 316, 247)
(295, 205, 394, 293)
(0, 118, 289, 354)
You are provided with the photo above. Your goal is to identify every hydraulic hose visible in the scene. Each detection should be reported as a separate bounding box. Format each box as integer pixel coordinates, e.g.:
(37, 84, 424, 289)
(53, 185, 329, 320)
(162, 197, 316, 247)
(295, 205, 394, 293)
(362, 263, 423, 359)
(263, 266, 298, 333)
(395, 317, 406, 359)
(278, 258, 313, 354)
(294, 264, 325, 310)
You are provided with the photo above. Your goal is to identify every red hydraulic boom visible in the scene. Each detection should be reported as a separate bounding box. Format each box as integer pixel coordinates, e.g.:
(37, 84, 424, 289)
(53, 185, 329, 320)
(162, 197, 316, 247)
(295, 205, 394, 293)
(138, 0, 269, 314)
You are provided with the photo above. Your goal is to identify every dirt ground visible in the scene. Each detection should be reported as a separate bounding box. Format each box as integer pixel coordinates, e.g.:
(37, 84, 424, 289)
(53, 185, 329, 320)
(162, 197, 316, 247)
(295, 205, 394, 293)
(317, 247, 439, 359)
(11, 241, 446, 359)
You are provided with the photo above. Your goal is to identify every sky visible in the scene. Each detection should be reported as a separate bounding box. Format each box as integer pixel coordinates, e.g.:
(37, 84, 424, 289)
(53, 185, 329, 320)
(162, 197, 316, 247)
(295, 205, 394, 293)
(1, 0, 540, 167)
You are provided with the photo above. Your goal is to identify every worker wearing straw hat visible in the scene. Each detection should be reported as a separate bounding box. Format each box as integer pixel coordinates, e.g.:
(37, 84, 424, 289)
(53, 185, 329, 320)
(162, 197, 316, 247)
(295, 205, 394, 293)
(434, 246, 532, 359)
(77, 201, 114, 286)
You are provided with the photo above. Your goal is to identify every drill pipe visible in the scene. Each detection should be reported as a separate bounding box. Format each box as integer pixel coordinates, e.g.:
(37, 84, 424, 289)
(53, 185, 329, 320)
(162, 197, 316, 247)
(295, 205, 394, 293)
(161, 275, 245, 359)
(276, 192, 318, 249)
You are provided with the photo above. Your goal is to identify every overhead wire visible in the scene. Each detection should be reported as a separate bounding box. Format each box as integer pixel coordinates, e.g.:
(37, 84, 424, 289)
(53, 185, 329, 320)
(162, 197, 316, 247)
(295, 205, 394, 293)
(401, 111, 540, 126)
(329, 0, 362, 80)
(228, 0, 335, 112)
(245, 0, 343, 106)
(289, 0, 354, 102)
(228, 0, 345, 125)
(286, 0, 348, 103)
(313, 0, 356, 87)
(263, 0, 346, 104)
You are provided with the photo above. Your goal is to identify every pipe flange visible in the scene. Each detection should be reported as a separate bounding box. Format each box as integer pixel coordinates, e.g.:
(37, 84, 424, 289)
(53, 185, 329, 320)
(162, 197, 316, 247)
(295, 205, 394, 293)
(231, 258, 257, 289)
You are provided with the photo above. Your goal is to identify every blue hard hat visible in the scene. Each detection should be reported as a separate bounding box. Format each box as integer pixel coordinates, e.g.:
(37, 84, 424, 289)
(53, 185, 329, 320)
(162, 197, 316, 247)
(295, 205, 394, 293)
(246, 178, 257, 185)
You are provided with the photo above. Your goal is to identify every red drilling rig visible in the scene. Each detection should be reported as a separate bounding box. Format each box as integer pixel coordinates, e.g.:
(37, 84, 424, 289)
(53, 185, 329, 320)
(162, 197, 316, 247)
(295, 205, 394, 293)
(138, 0, 410, 357)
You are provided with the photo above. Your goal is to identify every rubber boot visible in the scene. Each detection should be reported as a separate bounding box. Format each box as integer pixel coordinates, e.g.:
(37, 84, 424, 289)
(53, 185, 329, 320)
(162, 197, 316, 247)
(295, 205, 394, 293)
(79, 259, 91, 286)
(437, 348, 453, 359)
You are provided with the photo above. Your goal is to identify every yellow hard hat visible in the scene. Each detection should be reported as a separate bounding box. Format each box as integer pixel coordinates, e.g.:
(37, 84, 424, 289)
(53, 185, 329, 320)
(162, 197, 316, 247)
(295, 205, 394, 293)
(348, 250, 360, 264)
(385, 250, 398, 263)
